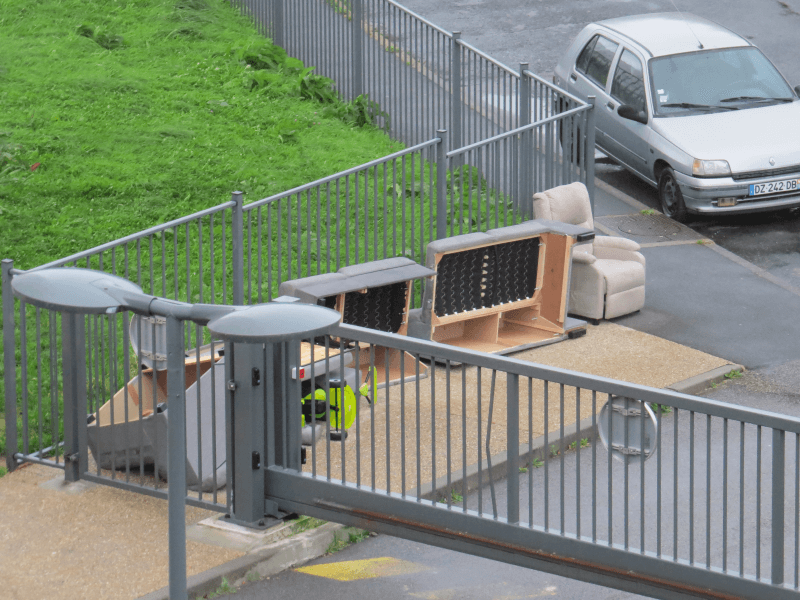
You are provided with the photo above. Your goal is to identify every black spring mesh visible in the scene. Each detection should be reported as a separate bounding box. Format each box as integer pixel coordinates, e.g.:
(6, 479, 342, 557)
(434, 238, 540, 316)
(342, 281, 407, 333)
(493, 238, 540, 305)
(434, 246, 494, 316)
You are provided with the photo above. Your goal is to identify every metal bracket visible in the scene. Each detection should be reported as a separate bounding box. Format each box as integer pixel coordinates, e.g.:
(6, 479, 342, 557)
(227, 380, 238, 391)
(140, 350, 167, 362)
(611, 444, 643, 456)
(611, 404, 641, 417)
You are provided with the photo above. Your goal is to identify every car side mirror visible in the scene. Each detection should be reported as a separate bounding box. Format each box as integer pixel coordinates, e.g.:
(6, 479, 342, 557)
(618, 105, 648, 124)
(617, 104, 647, 125)
(795, 85, 800, 97)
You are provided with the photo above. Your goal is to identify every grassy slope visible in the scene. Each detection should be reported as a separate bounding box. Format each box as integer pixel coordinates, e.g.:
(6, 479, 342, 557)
(0, 0, 403, 270)
(0, 0, 407, 458)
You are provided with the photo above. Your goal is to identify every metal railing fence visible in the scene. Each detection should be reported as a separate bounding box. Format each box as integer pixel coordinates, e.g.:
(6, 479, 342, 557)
(229, 0, 594, 192)
(8, 261, 800, 599)
(274, 322, 800, 599)
(2, 104, 592, 477)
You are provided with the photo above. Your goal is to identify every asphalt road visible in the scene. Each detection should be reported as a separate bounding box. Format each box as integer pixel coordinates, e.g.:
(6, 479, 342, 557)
(212, 3, 800, 599)
(398, 0, 800, 290)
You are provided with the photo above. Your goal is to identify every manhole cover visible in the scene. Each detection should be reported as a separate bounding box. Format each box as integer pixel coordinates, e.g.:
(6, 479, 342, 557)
(596, 213, 703, 244)
(612, 213, 681, 236)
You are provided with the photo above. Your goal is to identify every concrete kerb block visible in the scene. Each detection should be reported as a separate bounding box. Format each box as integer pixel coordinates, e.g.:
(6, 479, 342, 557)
(667, 363, 745, 395)
(139, 521, 357, 600)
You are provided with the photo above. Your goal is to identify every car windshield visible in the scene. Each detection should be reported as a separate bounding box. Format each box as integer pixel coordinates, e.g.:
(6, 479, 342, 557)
(650, 47, 794, 115)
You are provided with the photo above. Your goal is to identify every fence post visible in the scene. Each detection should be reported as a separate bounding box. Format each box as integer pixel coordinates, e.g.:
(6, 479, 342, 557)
(436, 129, 449, 240)
(772, 428, 785, 585)
(61, 313, 87, 482)
(585, 96, 596, 214)
(231, 191, 245, 305)
(506, 373, 520, 525)
(166, 314, 188, 600)
(519, 63, 531, 215)
(273, 0, 284, 48)
(2, 259, 18, 472)
(351, 0, 363, 99)
(229, 341, 268, 525)
(450, 32, 462, 152)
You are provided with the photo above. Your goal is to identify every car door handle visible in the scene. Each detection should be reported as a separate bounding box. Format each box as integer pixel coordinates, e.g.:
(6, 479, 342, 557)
(606, 101, 616, 110)
(569, 72, 577, 82)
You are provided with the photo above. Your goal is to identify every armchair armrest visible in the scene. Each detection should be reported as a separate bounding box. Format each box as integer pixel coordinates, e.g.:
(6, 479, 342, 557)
(571, 250, 597, 265)
(593, 236, 641, 252)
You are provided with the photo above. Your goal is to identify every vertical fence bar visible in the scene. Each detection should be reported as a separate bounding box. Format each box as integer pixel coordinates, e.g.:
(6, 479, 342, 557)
(519, 65, 531, 213)
(273, 0, 284, 48)
(585, 97, 596, 213)
(773, 428, 786, 585)
(451, 32, 462, 153)
(61, 312, 87, 482)
(231, 191, 245, 305)
(166, 315, 187, 600)
(507, 373, 520, 525)
(2, 259, 18, 472)
(436, 130, 448, 240)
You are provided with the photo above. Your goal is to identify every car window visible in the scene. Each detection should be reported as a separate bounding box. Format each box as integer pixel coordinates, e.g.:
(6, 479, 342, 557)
(575, 36, 598, 74)
(650, 47, 794, 115)
(611, 49, 646, 113)
(579, 35, 619, 89)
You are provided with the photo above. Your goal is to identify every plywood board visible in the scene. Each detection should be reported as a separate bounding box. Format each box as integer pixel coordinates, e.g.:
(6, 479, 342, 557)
(300, 342, 342, 366)
(539, 232, 571, 325)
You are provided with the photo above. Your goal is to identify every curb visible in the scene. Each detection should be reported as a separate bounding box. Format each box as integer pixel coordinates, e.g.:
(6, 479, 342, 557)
(139, 522, 361, 600)
(138, 364, 740, 599)
(667, 363, 745, 395)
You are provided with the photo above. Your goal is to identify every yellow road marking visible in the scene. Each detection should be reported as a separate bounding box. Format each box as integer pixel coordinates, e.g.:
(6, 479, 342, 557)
(295, 556, 429, 582)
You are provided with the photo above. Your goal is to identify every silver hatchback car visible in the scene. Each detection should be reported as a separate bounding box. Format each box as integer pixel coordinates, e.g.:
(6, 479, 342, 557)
(553, 13, 800, 220)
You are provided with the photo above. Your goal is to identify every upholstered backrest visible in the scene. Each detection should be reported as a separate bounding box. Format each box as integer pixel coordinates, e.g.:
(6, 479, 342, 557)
(532, 182, 594, 231)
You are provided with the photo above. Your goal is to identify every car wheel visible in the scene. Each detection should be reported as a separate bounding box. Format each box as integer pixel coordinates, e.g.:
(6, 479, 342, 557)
(658, 168, 687, 222)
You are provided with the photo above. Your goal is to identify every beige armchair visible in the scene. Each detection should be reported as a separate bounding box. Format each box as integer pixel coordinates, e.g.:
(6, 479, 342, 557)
(532, 182, 645, 321)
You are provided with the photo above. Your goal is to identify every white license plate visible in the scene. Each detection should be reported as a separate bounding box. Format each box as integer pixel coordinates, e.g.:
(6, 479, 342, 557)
(749, 178, 800, 196)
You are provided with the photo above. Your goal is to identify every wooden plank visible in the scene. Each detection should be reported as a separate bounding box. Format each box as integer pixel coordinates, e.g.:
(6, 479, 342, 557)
(463, 313, 500, 344)
(299, 342, 342, 366)
(431, 296, 538, 326)
(539, 232, 570, 325)
(496, 326, 558, 347)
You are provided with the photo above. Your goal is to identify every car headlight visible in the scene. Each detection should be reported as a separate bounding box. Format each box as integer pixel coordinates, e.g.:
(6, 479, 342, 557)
(692, 159, 731, 177)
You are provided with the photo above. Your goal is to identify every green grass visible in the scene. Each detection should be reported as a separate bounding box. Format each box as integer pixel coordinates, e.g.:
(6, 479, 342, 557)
(325, 528, 369, 554)
(289, 515, 327, 535)
(0, 0, 403, 271)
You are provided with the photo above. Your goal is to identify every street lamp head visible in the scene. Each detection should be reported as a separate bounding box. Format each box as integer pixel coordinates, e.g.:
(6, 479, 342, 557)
(10, 267, 146, 314)
(207, 302, 341, 343)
